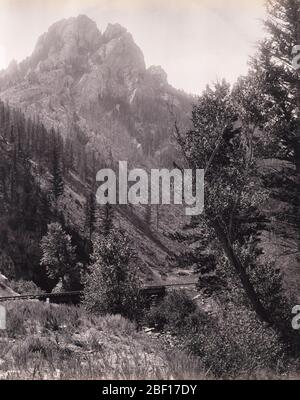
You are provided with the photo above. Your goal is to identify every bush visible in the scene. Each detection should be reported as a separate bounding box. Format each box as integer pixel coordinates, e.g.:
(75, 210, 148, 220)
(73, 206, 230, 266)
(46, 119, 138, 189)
(10, 279, 43, 295)
(145, 291, 284, 378)
(185, 305, 284, 377)
(42, 308, 60, 331)
(144, 291, 207, 335)
(11, 336, 55, 369)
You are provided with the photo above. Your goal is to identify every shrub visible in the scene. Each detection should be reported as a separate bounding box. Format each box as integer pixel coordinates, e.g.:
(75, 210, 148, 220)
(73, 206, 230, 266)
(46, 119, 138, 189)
(247, 255, 291, 334)
(144, 291, 207, 335)
(102, 314, 137, 336)
(10, 279, 43, 295)
(26, 336, 54, 359)
(185, 305, 284, 377)
(42, 308, 60, 331)
(145, 291, 284, 378)
(11, 336, 55, 369)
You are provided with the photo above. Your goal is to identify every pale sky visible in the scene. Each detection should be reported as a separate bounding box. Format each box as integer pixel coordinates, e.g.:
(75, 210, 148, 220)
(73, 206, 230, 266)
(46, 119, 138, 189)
(0, 0, 266, 94)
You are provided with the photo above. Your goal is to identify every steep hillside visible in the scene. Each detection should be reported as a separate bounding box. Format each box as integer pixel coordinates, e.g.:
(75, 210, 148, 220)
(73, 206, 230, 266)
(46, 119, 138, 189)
(0, 100, 192, 287)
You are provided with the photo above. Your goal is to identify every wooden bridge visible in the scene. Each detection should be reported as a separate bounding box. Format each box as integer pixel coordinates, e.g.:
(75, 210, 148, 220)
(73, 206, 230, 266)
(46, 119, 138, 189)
(0, 282, 198, 304)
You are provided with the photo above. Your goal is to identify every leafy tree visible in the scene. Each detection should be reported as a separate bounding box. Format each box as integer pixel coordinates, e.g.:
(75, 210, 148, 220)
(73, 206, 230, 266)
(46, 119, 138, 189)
(175, 81, 272, 324)
(83, 229, 141, 320)
(40, 223, 78, 291)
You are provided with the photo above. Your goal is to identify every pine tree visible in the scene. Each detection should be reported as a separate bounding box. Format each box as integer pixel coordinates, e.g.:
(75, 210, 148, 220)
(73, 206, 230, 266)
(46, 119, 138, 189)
(96, 202, 114, 236)
(247, 0, 300, 252)
(50, 139, 64, 203)
(85, 191, 96, 240)
(10, 138, 19, 208)
(37, 189, 51, 236)
(20, 156, 35, 229)
(64, 137, 74, 176)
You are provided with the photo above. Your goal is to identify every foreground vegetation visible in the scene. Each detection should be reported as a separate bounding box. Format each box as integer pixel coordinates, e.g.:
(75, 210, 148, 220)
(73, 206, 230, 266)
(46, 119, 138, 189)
(0, 298, 300, 380)
(0, 300, 206, 380)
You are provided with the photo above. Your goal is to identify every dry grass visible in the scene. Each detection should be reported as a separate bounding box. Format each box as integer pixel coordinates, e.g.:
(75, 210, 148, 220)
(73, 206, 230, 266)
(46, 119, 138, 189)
(0, 300, 208, 380)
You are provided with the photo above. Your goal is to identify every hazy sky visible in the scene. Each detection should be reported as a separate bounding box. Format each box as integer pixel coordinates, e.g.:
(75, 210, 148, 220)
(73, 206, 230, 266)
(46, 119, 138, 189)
(0, 0, 266, 94)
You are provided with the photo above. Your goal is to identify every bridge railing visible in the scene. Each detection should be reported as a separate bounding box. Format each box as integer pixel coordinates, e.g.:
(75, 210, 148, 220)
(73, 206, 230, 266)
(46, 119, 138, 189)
(0, 282, 198, 303)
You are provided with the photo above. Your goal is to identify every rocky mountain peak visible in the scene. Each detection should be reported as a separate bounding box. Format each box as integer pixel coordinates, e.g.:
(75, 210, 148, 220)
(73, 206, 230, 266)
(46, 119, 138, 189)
(148, 65, 168, 84)
(44, 14, 101, 48)
(29, 15, 102, 68)
(0, 15, 191, 166)
(103, 23, 127, 42)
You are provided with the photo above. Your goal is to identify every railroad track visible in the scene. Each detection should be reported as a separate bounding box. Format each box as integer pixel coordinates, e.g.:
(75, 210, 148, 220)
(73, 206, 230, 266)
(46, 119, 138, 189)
(0, 282, 198, 303)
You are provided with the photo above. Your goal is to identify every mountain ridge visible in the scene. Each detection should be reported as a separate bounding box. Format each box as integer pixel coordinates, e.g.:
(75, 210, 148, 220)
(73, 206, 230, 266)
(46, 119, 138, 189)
(0, 15, 192, 169)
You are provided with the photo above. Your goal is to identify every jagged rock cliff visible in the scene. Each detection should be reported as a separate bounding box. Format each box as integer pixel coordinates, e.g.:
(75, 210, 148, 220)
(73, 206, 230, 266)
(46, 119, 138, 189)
(0, 15, 192, 167)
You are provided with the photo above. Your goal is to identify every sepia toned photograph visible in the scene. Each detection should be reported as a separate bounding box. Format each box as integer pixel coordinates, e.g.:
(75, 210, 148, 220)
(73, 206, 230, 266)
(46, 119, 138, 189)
(0, 0, 299, 383)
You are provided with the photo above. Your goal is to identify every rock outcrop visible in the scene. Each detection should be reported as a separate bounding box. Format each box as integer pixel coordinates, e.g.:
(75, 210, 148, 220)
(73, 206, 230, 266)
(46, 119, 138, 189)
(0, 15, 192, 167)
